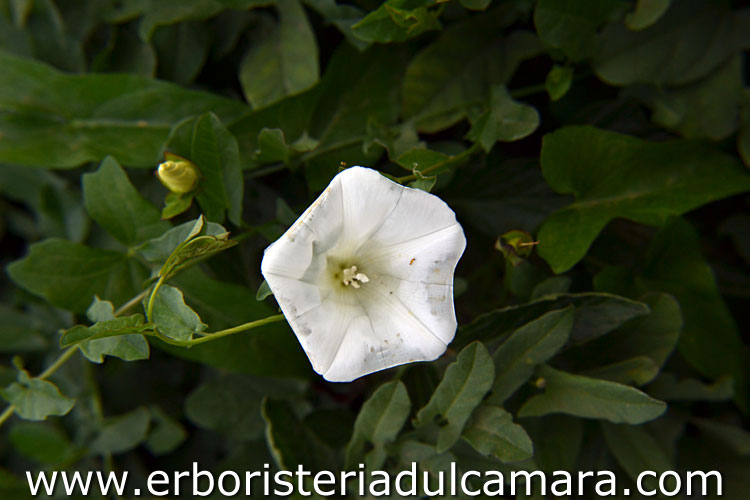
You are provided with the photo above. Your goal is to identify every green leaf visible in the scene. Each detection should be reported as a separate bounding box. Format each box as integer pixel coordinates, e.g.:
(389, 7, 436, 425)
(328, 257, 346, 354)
(256, 280, 273, 301)
(134, 0, 273, 40)
(408, 175, 437, 193)
(565, 293, 681, 385)
(255, 128, 290, 164)
(0, 370, 74, 421)
(537, 126, 750, 273)
(90, 407, 151, 455)
(87, 296, 117, 323)
(534, 0, 626, 61)
(351, 0, 440, 43)
(638, 56, 743, 141)
(23, 0, 85, 72)
(152, 21, 209, 85)
(568, 294, 650, 344)
(83, 157, 168, 246)
(489, 307, 574, 404)
(240, 0, 319, 109)
(518, 365, 666, 424)
(9, 422, 76, 464)
(145, 407, 187, 456)
(602, 422, 673, 490)
(402, 8, 542, 133)
(545, 65, 573, 101)
(467, 85, 540, 152)
(159, 232, 237, 279)
(63, 297, 151, 363)
(138, 216, 227, 263)
(463, 406, 533, 463)
(262, 398, 336, 471)
(641, 218, 746, 410)
(164, 112, 244, 225)
(302, 0, 369, 51)
(625, 0, 671, 30)
(395, 147, 447, 173)
(456, 292, 646, 349)
(90, 24, 156, 76)
(578, 357, 659, 386)
(0, 51, 248, 168)
(186, 374, 301, 440)
(62, 315, 150, 347)
(345, 380, 411, 469)
(415, 342, 494, 452)
(150, 285, 207, 341)
(594, 0, 747, 86)
(7, 239, 146, 314)
(78, 327, 151, 364)
(530, 276, 572, 300)
(161, 192, 194, 220)
(648, 374, 734, 402)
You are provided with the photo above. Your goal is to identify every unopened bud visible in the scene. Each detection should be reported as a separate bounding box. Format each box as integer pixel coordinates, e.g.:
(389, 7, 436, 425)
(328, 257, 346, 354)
(156, 155, 199, 194)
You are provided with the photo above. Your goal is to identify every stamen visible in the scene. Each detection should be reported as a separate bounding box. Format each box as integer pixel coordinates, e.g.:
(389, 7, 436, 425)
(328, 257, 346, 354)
(342, 266, 369, 288)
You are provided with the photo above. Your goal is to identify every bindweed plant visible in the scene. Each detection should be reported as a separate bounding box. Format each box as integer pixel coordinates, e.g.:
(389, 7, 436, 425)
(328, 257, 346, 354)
(1, 0, 749, 498)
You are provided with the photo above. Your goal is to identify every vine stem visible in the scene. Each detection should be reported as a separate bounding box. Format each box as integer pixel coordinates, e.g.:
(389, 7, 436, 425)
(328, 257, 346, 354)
(0, 406, 13, 428)
(114, 288, 149, 317)
(146, 275, 167, 323)
(0, 288, 150, 429)
(395, 143, 482, 183)
(150, 314, 285, 348)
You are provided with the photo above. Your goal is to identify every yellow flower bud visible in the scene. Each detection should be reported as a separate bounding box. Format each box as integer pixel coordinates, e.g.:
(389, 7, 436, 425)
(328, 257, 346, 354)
(156, 156, 199, 194)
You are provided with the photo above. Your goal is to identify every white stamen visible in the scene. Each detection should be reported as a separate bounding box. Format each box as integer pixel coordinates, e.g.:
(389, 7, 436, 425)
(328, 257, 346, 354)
(342, 265, 369, 288)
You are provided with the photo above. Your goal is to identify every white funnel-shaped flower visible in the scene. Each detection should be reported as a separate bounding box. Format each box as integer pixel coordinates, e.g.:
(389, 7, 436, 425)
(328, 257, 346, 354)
(261, 167, 466, 382)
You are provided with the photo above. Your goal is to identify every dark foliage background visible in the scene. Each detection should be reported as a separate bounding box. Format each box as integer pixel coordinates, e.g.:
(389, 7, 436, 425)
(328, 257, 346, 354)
(0, 0, 749, 498)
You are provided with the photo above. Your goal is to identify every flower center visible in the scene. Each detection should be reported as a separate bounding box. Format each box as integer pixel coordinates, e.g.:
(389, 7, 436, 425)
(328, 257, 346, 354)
(341, 265, 369, 289)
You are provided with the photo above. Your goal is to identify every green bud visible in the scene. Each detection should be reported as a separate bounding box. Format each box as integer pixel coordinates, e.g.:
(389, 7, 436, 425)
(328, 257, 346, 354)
(156, 154, 200, 194)
(495, 229, 538, 266)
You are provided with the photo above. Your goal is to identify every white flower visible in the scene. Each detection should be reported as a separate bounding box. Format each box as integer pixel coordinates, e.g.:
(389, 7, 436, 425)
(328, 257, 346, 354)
(261, 167, 466, 382)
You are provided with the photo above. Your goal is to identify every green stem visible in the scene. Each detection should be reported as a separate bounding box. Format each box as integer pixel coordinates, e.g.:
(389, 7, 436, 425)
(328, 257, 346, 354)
(395, 143, 482, 183)
(114, 288, 149, 317)
(150, 314, 286, 348)
(38, 347, 79, 380)
(0, 406, 14, 427)
(0, 289, 146, 429)
(146, 275, 166, 323)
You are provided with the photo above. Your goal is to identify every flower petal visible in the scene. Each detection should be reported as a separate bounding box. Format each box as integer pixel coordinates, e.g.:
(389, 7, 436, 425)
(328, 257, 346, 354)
(361, 223, 466, 286)
(336, 167, 403, 253)
(260, 221, 323, 280)
(358, 178, 461, 249)
(289, 299, 358, 376)
(365, 274, 457, 344)
(323, 286, 448, 382)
